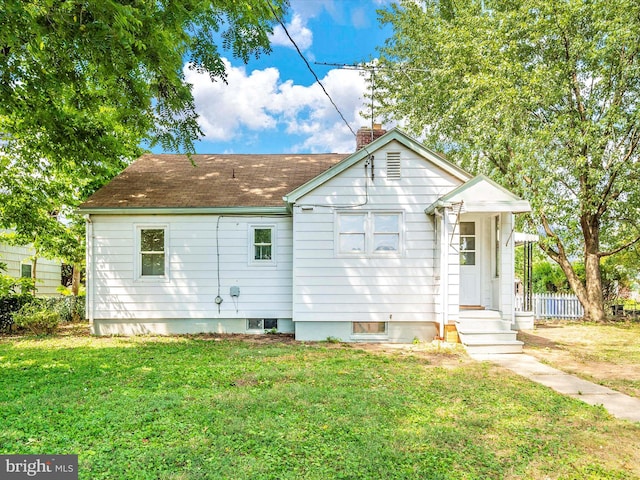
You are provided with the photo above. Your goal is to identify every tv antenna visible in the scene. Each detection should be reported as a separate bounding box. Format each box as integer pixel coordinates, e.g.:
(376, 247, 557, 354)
(314, 61, 381, 134)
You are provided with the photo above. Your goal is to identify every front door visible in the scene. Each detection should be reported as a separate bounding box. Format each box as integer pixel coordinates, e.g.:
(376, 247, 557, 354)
(459, 221, 481, 306)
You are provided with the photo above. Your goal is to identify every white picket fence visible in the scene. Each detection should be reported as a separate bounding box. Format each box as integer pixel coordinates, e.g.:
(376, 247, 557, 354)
(515, 293, 584, 319)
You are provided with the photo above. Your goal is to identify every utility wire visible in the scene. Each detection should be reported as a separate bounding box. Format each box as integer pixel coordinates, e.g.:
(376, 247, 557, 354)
(267, 1, 358, 138)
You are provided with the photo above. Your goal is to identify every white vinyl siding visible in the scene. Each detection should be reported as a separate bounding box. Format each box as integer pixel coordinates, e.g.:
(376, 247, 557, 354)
(293, 140, 462, 324)
(88, 215, 293, 320)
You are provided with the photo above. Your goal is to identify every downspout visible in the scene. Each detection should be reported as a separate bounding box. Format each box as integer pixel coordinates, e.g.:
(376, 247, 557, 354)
(84, 214, 94, 327)
(435, 208, 447, 339)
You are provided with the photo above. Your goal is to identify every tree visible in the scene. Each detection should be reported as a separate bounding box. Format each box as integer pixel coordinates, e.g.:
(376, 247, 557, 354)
(375, 0, 640, 321)
(0, 0, 287, 290)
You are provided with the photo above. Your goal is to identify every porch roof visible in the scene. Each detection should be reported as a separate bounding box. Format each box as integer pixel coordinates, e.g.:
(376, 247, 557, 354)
(425, 175, 531, 214)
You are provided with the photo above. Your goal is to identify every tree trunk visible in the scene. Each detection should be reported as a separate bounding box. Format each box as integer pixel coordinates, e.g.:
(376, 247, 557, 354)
(583, 251, 606, 321)
(71, 263, 82, 322)
(31, 257, 38, 295)
(71, 263, 81, 297)
(541, 212, 607, 322)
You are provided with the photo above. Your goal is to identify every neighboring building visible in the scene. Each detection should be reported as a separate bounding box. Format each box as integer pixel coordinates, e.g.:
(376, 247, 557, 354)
(79, 128, 531, 351)
(0, 242, 62, 296)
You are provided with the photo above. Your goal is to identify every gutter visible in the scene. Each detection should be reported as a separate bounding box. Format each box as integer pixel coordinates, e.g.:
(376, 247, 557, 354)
(78, 206, 290, 216)
(84, 214, 94, 326)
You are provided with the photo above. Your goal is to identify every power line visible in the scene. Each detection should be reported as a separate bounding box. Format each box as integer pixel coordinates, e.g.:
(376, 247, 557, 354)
(266, 2, 358, 138)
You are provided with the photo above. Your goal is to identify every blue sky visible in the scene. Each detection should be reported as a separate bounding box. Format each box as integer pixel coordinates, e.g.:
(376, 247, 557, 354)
(181, 0, 395, 154)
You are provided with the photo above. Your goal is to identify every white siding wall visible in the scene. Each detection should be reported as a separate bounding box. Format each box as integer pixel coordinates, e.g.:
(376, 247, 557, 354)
(0, 243, 62, 296)
(292, 140, 462, 333)
(88, 215, 293, 325)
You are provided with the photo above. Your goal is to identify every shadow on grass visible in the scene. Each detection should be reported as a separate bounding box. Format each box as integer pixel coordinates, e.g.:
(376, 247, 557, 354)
(517, 330, 564, 350)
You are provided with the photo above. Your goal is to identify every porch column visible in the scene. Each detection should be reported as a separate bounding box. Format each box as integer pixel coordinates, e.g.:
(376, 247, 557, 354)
(443, 207, 460, 328)
(500, 213, 515, 323)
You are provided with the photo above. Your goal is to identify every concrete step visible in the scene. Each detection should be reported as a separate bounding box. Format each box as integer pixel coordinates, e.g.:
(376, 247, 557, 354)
(456, 309, 522, 354)
(463, 340, 524, 355)
(459, 309, 502, 320)
(456, 319, 513, 330)
(458, 330, 519, 343)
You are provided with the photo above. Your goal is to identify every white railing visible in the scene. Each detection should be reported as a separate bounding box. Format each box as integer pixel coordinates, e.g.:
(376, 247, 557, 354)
(515, 293, 584, 319)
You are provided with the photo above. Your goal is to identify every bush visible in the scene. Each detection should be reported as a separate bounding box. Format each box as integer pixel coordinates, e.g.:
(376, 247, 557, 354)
(13, 301, 61, 335)
(52, 296, 86, 323)
(0, 294, 34, 333)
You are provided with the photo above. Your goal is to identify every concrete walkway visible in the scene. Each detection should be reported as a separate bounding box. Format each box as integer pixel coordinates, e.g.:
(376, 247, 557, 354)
(470, 353, 640, 423)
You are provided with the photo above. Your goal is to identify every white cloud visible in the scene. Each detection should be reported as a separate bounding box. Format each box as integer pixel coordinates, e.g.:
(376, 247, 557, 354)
(269, 13, 313, 51)
(185, 60, 371, 153)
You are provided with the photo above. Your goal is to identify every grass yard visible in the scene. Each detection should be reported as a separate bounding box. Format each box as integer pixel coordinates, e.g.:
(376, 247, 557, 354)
(519, 321, 640, 398)
(1, 330, 639, 479)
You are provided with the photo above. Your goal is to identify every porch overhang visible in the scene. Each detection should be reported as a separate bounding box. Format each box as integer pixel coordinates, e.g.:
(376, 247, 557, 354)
(424, 174, 532, 215)
(425, 199, 531, 215)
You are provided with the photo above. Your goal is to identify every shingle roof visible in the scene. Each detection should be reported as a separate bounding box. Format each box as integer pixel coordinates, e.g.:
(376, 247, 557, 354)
(80, 153, 349, 209)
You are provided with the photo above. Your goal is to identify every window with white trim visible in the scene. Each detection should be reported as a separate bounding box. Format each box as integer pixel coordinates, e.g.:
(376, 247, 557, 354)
(336, 212, 402, 256)
(135, 226, 169, 280)
(249, 225, 276, 265)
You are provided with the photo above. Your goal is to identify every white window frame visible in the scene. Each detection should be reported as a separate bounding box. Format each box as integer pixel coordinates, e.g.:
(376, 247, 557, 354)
(248, 224, 277, 266)
(335, 211, 403, 257)
(134, 225, 169, 282)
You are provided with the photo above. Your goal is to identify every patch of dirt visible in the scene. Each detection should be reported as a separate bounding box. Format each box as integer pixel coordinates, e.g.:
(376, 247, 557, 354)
(14, 324, 470, 368)
(352, 341, 474, 368)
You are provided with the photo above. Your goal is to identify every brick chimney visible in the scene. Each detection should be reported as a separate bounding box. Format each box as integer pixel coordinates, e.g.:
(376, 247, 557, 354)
(356, 124, 386, 151)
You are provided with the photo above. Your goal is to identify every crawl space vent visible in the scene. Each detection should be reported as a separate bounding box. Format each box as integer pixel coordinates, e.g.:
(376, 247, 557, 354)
(386, 152, 401, 179)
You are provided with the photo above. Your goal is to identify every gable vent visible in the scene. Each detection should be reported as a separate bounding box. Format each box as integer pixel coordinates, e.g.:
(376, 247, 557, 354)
(386, 152, 401, 179)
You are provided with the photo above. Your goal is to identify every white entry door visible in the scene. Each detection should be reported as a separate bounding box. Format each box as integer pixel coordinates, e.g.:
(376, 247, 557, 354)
(459, 221, 481, 306)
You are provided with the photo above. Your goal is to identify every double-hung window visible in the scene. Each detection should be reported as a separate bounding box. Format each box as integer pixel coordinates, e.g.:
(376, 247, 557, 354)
(137, 226, 168, 279)
(337, 212, 402, 256)
(249, 225, 276, 266)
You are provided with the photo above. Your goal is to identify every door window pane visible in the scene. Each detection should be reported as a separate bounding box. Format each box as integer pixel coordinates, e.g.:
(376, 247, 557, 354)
(460, 222, 476, 266)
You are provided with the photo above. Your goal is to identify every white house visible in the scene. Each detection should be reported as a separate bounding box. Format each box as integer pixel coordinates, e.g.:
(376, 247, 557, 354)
(0, 240, 62, 296)
(79, 128, 531, 352)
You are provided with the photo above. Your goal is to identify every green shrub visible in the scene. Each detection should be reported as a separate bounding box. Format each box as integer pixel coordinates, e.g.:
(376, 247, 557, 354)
(0, 294, 35, 333)
(13, 301, 61, 335)
(51, 295, 86, 323)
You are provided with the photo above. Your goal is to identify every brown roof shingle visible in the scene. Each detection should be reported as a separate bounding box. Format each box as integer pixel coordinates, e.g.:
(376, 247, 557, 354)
(80, 153, 349, 209)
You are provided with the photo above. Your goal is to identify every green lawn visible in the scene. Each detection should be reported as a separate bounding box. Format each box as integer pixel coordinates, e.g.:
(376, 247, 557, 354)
(1, 333, 638, 479)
